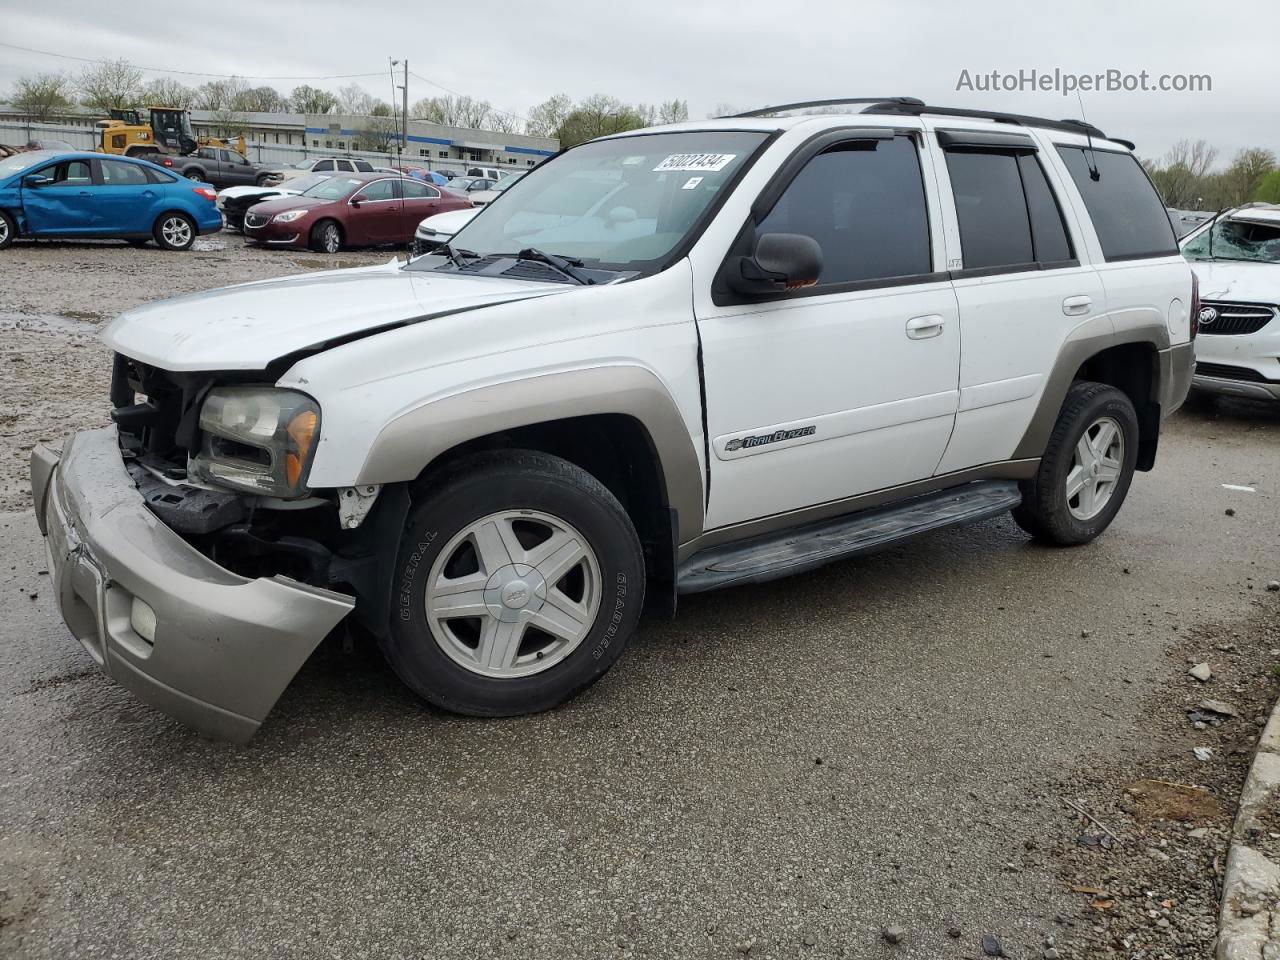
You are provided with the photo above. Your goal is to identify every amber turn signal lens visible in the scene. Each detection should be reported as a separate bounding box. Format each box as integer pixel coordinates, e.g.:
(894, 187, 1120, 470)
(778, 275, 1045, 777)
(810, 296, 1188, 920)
(285, 410, 318, 488)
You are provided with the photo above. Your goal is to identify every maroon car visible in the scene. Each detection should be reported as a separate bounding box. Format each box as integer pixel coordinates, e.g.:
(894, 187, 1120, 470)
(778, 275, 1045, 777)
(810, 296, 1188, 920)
(242, 172, 471, 253)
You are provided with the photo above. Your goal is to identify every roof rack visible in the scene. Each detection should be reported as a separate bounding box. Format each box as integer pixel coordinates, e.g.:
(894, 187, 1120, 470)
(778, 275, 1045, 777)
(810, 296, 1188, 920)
(858, 101, 1129, 146)
(728, 97, 925, 119)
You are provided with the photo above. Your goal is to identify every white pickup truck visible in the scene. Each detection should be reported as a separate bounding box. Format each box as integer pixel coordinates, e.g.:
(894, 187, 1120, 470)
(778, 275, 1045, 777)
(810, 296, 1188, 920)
(32, 98, 1196, 741)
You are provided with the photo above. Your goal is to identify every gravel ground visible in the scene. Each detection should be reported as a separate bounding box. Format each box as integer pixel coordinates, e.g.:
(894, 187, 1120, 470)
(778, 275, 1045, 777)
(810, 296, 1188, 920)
(1, 240, 1279, 959)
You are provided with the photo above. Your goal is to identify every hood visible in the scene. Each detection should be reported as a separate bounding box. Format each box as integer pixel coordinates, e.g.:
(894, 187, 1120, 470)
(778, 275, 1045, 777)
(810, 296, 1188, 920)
(1189, 260, 1280, 304)
(417, 207, 477, 235)
(248, 195, 333, 216)
(219, 184, 300, 201)
(102, 261, 571, 371)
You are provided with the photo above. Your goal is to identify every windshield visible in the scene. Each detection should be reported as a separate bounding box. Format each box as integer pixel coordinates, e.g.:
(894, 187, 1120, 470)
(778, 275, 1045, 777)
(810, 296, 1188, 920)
(430, 131, 768, 271)
(301, 176, 363, 200)
(287, 173, 331, 193)
(493, 176, 522, 192)
(1184, 217, 1280, 264)
(0, 152, 54, 178)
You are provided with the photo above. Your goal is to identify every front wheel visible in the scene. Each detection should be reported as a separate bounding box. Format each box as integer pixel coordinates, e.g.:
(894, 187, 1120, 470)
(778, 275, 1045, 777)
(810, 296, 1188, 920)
(310, 219, 343, 254)
(153, 212, 196, 251)
(1012, 382, 1139, 545)
(381, 451, 645, 716)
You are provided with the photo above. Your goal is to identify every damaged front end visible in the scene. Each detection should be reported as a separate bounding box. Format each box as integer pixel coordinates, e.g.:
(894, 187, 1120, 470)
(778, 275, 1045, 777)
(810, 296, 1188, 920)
(29, 354, 406, 741)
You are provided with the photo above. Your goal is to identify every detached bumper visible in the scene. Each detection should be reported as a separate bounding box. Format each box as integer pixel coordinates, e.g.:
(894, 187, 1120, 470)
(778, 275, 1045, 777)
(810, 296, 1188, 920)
(30, 427, 354, 742)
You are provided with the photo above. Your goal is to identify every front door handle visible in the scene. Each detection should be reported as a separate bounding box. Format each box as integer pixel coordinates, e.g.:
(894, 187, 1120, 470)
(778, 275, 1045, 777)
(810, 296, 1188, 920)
(906, 314, 946, 339)
(1062, 295, 1093, 317)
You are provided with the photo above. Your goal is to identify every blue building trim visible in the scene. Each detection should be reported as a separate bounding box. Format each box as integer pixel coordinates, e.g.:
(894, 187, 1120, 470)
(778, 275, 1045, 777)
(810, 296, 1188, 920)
(504, 145, 556, 157)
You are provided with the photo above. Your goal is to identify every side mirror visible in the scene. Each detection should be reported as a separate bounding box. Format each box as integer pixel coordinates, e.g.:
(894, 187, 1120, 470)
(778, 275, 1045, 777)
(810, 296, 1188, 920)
(729, 233, 823, 297)
(350, 194, 367, 206)
(23, 174, 52, 188)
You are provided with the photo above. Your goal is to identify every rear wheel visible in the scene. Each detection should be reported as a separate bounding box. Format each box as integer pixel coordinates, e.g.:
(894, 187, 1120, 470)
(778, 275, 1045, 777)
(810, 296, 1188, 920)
(185, 169, 205, 183)
(0, 209, 15, 249)
(310, 219, 343, 254)
(1012, 382, 1139, 545)
(381, 451, 645, 716)
(153, 212, 196, 251)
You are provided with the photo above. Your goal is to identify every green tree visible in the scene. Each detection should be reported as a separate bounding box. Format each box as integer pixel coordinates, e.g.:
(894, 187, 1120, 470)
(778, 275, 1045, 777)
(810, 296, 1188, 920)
(234, 85, 289, 114)
(289, 85, 338, 114)
(9, 72, 74, 120)
(556, 95, 646, 148)
(1218, 148, 1276, 206)
(1256, 170, 1280, 204)
(525, 94, 572, 138)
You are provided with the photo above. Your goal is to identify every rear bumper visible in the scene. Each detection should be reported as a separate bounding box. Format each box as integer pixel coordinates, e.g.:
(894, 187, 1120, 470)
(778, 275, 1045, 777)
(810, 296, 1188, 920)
(31, 427, 354, 742)
(1159, 342, 1196, 416)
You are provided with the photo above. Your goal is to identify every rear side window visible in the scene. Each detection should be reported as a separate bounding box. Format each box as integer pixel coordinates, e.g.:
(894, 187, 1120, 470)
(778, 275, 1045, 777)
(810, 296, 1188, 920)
(944, 150, 1073, 270)
(99, 160, 149, 185)
(1056, 147, 1178, 260)
(353, 160, 374, 172)
(402, 180, 439, 199)
(757, 135, 932, 286)
(144, 166, 177, 184)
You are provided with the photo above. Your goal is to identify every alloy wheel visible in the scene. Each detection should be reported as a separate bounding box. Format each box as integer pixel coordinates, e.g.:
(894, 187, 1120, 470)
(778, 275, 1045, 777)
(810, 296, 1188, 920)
(424, 510, 601, 679)
(323, 225, 341, 253)
(1066, 416, 1124, 520)
(162, 217, 192, 248)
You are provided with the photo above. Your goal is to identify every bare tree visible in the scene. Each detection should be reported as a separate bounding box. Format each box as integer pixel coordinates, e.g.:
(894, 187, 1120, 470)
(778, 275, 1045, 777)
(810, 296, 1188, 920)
(525, 94, 572, 138)
(708, 103, 744, 119)
(487, 110, 522, 134)
(9, 72, 74, 120)
(234, 85, 289, 114)
(209, 107, 249, 138)
(336, 83, 378, 116)
(357, 115, 399, 153)
(656, 99, 689, 124)
(194, 77, 250, 112)
(77, 58, 143, 113)
(412, 95, 492, 129)
(140, 76, 195, 109)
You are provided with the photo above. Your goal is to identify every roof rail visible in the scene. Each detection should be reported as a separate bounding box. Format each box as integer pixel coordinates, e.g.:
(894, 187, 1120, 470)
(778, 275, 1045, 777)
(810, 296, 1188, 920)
(858, 101, 1128, 146)
(727, 97, 925, 119)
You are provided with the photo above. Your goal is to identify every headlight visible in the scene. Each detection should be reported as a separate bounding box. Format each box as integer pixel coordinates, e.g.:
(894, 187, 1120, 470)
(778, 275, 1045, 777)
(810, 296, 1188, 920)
(190, 388, 320, 498)
(273, 209, 307, 223)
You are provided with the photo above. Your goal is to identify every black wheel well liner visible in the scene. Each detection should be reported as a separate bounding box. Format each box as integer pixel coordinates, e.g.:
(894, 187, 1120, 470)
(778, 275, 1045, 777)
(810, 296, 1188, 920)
(1072, 341, 1160, 470)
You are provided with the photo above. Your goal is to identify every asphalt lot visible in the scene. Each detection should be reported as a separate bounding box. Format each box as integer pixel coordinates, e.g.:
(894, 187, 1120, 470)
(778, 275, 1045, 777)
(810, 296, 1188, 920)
(1, 240, 1279, 959)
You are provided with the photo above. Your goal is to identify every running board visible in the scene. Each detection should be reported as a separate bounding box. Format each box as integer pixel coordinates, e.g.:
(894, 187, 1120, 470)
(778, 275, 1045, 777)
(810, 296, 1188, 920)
(677, 480, 1022, 594)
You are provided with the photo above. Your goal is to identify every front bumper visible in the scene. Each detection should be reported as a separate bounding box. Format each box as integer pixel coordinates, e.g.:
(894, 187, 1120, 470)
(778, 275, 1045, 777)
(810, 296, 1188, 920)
(243, 219, 306, 248)
(30, 427, 354, 742)
(1192, 374, 1280, 401)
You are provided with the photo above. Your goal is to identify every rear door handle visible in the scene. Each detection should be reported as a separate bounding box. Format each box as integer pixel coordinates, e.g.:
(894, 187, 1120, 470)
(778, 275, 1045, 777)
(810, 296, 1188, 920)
(1062, 295, 1093, 316)
(906, 314, 946, 339)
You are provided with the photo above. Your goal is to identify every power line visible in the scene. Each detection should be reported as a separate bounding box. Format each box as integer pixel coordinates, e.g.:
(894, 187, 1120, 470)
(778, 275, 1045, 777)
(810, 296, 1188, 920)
(0, 40, 386, 82)
(407, 69, 529, 124)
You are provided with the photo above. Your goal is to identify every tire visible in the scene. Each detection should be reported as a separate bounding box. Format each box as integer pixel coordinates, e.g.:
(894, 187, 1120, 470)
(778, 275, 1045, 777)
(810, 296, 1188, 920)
(1012, 381, 1139, 545)
(381, 450, 645, 717)
(310, 219, 343, 254)
(185, 169, 205, 183)
(0, 209, 15, 249)
(152, 212, 196, 251)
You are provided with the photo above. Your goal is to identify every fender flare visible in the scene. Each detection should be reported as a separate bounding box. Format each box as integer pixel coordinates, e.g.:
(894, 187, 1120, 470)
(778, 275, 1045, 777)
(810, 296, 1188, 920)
(353, 363, 706, 544)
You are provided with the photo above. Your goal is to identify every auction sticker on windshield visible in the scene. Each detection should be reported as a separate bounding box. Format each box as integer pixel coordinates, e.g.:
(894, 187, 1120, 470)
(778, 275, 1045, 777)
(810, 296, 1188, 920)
(653, 154, 737, 172)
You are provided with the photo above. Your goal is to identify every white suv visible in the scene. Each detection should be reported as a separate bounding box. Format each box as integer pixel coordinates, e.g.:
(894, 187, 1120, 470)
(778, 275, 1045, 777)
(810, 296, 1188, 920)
(32, 98, 1196, 741)
(1180, 202, 1280, 401)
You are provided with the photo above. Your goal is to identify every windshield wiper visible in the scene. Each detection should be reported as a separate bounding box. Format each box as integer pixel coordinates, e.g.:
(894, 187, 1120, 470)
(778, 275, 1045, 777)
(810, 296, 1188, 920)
(440, 242, 481, 269)
(507, 247, 595, 285)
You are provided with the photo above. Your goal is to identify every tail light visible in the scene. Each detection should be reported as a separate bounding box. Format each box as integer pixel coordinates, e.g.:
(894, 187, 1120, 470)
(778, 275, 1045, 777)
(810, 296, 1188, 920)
(1189, 272, 1200, 340)
(192, 187, 217, 202)
(161, 157, 174, 167)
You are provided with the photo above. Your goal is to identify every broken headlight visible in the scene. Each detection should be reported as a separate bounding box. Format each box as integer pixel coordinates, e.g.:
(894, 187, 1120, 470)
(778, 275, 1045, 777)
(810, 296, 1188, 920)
(190, 387, 320, 499)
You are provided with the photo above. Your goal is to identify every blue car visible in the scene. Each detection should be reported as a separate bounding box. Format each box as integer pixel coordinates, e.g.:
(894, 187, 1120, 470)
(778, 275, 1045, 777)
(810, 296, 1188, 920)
(0, 151, 223, 251)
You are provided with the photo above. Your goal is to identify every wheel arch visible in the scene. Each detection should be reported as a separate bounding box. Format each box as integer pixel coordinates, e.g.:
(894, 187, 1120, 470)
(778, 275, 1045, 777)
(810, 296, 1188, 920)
(354, 365, 706, 610)
(1014, 331, 1167, 470)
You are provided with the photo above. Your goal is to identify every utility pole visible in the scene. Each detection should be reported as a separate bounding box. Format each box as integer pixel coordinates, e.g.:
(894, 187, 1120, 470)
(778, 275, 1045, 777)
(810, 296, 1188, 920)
(401, 60, 409, 161)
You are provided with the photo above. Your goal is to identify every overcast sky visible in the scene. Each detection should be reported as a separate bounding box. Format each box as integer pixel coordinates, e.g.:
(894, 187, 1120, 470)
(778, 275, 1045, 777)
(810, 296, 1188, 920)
(4, 0, 1277, 164)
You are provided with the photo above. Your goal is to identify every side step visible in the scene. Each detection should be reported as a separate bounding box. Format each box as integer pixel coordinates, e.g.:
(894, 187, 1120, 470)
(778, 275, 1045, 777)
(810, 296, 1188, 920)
(677, 480, 1022, 594)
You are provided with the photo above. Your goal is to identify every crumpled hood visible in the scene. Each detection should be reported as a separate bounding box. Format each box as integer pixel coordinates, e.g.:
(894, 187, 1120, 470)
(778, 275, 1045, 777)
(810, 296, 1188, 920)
(1190, 260, 1280, 304)
(102, 261, 569, 371)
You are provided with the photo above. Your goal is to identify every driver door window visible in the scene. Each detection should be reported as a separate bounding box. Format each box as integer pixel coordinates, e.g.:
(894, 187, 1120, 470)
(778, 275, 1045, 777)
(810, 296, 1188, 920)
(45, 160, 93, 186)
(694, 133, 962, 527)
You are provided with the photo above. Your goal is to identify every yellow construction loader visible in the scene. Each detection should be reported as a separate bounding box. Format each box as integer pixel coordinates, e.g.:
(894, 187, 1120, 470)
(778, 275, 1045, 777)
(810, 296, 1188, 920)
(96, 108, 246, 159)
